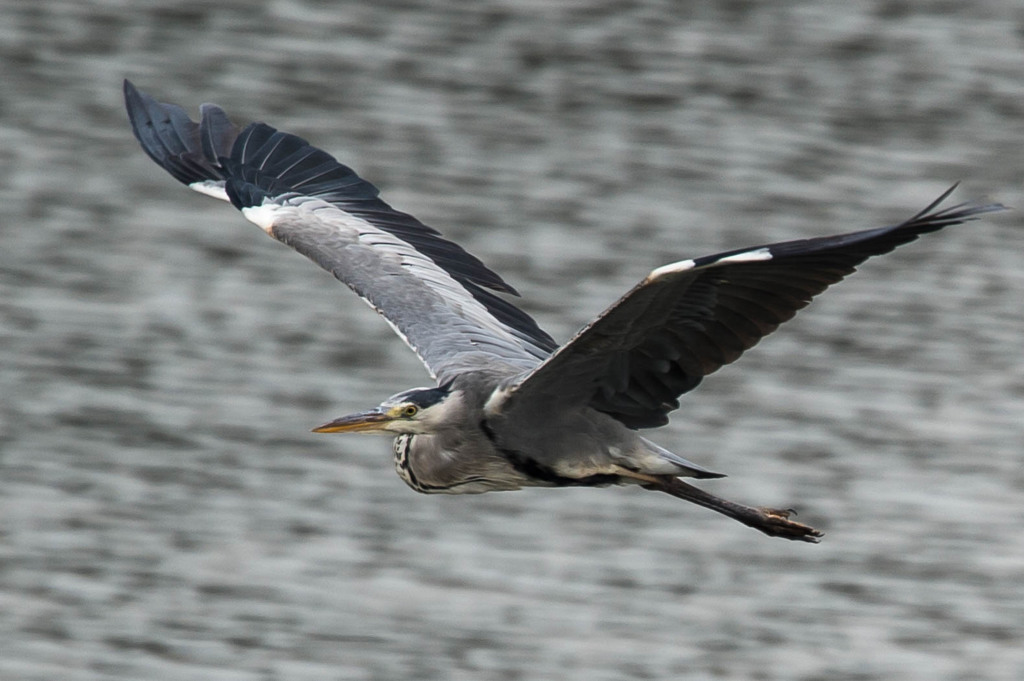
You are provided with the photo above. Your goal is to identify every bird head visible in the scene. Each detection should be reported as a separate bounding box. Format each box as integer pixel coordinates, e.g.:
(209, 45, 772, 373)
(312, 386, 456, 435)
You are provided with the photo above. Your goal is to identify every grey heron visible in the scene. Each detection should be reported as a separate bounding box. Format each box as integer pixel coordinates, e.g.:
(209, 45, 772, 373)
(124, 80, 1005, 543)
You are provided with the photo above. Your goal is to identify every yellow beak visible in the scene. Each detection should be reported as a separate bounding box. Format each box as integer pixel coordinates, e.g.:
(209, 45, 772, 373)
(312, 409, 392, 434)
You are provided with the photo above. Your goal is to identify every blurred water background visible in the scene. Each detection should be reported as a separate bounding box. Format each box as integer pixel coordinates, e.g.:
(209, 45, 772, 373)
(2, 2, 1024, 679)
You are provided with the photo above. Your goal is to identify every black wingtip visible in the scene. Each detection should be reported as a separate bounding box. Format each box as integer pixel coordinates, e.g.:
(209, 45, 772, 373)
(908, 182, 959, 221)
(123, 80, 238, 188)
(902, 185, 1008, 232)
(906, 181, 1009, 224)
(200, 102, 238, 162)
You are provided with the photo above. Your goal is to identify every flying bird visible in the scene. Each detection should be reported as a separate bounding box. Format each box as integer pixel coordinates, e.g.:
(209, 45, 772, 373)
(124, 79, 1005, 542)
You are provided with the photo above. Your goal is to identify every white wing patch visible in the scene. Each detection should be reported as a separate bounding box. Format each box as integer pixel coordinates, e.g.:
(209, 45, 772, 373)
(647, 258, 696, 281)
(713, 247, 773, 264)
(647, 247, 773, 283)
(188, 180, 230, 202)
(240, 203, 282, 235)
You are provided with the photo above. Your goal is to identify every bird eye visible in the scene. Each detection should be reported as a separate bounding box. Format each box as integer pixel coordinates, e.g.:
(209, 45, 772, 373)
(402, 405, 419, 417)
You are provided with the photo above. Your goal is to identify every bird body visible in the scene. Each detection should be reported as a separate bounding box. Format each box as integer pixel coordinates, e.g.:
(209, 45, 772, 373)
(340, 375, 718, 495)
(124, 80, 1006, 543)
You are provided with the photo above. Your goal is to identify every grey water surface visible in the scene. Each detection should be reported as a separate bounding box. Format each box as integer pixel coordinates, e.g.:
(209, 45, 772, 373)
(2, 2, 1024, 680)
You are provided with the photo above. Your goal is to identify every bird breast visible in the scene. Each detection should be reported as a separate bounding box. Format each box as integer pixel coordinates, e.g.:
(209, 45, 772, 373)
(392, 433, 527, 495)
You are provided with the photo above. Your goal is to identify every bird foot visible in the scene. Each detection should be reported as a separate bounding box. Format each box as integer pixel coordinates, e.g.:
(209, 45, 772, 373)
(750, 507, 823, 543)
(641, 477, 824, 543)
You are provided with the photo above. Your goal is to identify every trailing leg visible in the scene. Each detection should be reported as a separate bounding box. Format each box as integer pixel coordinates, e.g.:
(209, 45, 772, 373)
(642, 477, 823, 543)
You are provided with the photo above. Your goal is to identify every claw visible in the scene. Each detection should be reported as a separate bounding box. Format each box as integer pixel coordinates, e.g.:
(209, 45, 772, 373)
(757, 507, 823, 543)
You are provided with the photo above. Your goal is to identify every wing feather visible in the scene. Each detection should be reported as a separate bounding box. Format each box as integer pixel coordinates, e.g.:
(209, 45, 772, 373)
(124, 80, 556, 380)
(501, 187, 1006, 428)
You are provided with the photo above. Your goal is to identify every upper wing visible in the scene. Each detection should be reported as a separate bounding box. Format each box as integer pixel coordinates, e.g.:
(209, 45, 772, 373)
(124, 80, 557, 381)
(500, 186, 1006, 428)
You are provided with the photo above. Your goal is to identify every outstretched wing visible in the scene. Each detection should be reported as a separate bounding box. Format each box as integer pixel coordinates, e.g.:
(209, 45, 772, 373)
(124, 80, 557, 381)
(501, 187, 1005, 428)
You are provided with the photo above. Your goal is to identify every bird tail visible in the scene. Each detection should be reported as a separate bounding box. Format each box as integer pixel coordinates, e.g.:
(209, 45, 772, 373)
(640, 437, 725, 479)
